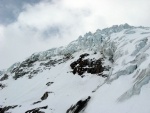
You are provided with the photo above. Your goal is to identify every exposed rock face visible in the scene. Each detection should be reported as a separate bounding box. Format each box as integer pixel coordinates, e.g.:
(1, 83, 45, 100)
(11, 53, 73, 80)
(66, 96, 91, 113)
(70, 53, 105, 77)
(12, 57, 39, 80)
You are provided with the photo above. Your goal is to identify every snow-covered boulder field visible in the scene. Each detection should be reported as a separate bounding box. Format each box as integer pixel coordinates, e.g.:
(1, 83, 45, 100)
(1, 24, 150, 113)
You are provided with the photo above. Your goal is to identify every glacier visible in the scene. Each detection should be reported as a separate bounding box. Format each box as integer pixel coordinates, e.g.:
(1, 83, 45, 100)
(0, 24, 150, 113)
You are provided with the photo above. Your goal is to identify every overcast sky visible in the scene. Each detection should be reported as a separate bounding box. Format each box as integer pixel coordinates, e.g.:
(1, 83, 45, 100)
(0, 0, 150, 69)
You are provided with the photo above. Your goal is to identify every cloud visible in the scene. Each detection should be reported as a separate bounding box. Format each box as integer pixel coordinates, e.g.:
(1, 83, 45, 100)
(0, 0, 41, 24)
(0, 25, 5, 48)
(0, 0, 150, 69)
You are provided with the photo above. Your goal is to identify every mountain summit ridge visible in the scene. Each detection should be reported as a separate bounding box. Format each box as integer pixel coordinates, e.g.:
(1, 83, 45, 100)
(4, 23, 146, 69)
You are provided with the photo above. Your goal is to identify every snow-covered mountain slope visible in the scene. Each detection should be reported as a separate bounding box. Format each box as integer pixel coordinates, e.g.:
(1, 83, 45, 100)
(1, 24, 150, 113)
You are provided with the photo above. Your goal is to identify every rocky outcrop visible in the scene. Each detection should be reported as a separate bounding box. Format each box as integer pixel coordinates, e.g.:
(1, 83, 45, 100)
(12, 53, 73, 80)
(12, 57, 39, 80)
(66, 96, 91, 113)
(70, 53, 105, 77)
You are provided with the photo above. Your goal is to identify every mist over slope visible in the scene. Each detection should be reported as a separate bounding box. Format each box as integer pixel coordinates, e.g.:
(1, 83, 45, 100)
(1, 24, 150, 113)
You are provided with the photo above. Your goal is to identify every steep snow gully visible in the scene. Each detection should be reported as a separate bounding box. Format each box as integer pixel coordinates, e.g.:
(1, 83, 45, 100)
(1, 24, 150, 113)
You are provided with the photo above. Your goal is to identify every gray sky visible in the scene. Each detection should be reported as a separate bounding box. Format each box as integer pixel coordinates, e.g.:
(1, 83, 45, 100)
(0, 0, 150, 69)
(0, 0, 41, 24)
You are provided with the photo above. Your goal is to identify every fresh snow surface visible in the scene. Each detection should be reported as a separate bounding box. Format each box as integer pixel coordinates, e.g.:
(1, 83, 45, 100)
(1, 24, 150, 113)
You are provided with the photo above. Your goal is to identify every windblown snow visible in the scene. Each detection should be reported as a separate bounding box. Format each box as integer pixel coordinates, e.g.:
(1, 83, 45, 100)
(1, 24, 150, 113)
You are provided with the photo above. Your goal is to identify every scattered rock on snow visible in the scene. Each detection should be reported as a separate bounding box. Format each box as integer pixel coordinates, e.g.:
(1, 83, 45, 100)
(41, 92, 53, 100)
(25, 106, 48, 113)
(0, 83, 6, 89)
(0, 74, 8, 81)
(46, 82, 54, 86)
(0, 105, 18, 113)
(33, 101, 42, 105)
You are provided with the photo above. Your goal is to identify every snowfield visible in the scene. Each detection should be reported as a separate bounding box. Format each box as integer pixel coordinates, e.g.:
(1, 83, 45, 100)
(0, 24, 150, 113)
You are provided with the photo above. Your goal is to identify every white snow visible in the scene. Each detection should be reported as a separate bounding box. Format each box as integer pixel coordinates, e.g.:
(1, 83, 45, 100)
(1, 24, 150, 113)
